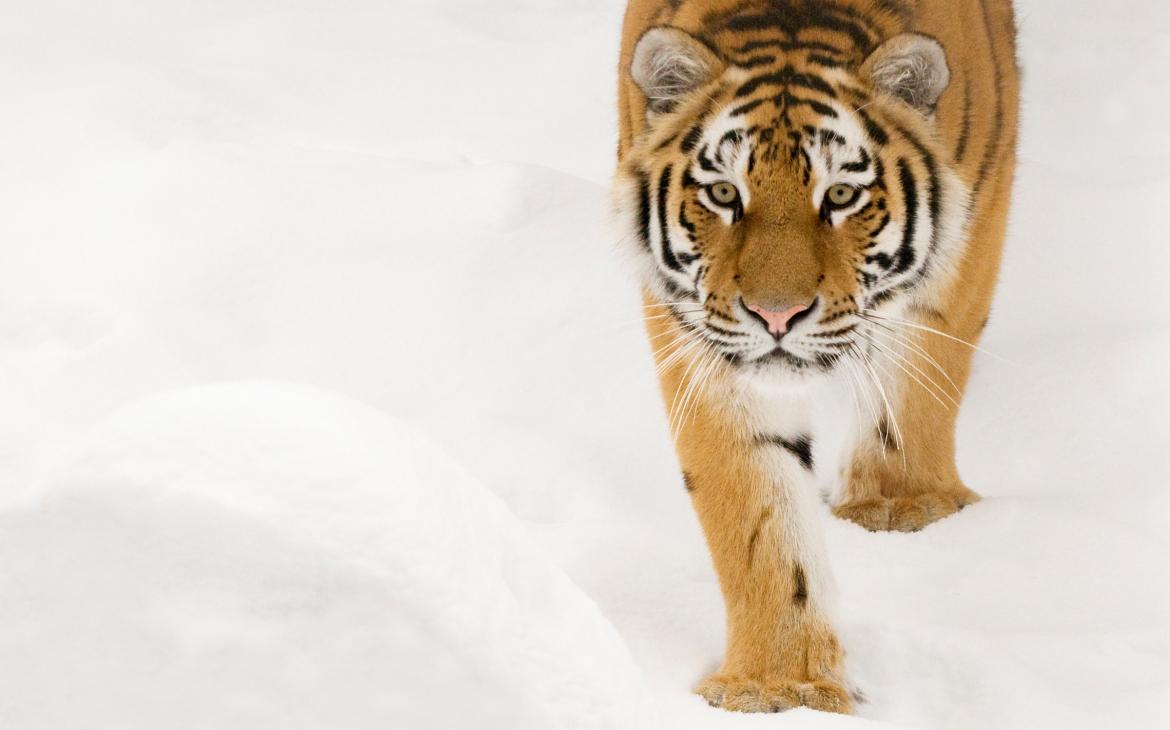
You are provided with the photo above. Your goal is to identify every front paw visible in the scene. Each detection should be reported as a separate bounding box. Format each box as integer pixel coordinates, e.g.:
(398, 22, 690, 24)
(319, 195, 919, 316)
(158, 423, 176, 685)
(695, 673, 852, 714)
(833, 487, 979, 532)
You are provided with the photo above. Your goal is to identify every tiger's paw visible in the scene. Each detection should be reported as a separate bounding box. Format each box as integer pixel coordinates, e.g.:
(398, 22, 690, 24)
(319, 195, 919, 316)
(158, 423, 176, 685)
(695, 673, 852, 714)
(833, 488, 979, 532)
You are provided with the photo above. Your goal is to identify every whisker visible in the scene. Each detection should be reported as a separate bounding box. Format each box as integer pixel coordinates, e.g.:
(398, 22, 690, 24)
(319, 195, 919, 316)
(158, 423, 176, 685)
(671, 343, 717, 436)
(866, 336, 956, 411)
(656, 333, 706, 376)
(862, 320, 963, 398)
(649, 330, 692, 359)
(639, 310, 706, 323)
(667, 340, 713, 435)
(686, 347, 726, 432)
(836, 350, 866, 445)
(850, 342, 906, 468)
(840, 346, 882, 432)
(860, 312, 1010, 363)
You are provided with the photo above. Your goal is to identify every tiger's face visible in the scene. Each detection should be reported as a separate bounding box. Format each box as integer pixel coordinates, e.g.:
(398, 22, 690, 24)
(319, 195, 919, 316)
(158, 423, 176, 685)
(616, 28, 968, 379)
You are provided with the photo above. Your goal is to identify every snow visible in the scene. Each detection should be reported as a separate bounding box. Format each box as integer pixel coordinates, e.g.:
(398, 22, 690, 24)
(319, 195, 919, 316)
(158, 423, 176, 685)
(1, 1, 1168, 728)
(0, 382, 653, 729)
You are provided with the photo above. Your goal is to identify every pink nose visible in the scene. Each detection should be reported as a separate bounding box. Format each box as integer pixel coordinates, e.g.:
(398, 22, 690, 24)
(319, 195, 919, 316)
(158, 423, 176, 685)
(745, 302, 810, 337)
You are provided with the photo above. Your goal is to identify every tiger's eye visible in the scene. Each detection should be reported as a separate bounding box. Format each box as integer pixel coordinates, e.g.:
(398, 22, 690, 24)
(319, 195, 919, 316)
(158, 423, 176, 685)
(825, 183, 859, 208)
(709, 182, 740, 206)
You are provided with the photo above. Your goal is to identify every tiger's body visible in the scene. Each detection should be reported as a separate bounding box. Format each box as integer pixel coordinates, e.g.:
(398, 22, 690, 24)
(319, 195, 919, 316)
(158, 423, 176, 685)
(613, 0, 1018, 714)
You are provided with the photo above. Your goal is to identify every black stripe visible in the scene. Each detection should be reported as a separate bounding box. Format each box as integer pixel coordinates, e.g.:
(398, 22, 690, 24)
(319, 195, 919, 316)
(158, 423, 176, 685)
(868, 212, 891, 238)
(656, 164, 684, 272)
(636, 171, 652, 252)
(654, 133, 678, 152)
(739, 55, 777, 68)
(809, 324, 856, 339)
(820, 308, 854, 325)
(704, 322, 746, 338)
(733, 40, 846, 56)
(746, 507, 771, 568)
(974, 0, 1005, 198)
(807, 53, 844, 68)
(724, 12, 873, 53)
(856, 108, 888, 146)
(729, 97, 765, 117)
(697, 145, 718, 172)
(793, 564, 808, 605)
(799, 147, 813, 186)
(707, 307, 738, 324)
(717, 128, 744, 150)
(758, 433, 814, 470)
(735, 66, 837, 99)
(680, 124, 704, 154)
(799, 96, 838, 118)
(841, 147, 871, 173)
(820, 128, 847, 147)
(682, 472, 695, 493)
(884, 117, 941, 278)
(678, 203, 697, 237)
(955, 77, 972, 163)
(891, 159, 918, 275)
(889, 120, 940, 225)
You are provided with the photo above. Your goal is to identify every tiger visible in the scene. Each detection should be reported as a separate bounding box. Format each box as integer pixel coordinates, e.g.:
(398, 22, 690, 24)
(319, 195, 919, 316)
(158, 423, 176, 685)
(613, 0, 1019, 715)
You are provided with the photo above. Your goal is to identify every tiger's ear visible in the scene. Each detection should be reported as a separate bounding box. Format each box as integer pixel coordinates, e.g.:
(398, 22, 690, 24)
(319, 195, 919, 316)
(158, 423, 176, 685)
(630, 27, 724, 116)
(860, 33, 950, 114)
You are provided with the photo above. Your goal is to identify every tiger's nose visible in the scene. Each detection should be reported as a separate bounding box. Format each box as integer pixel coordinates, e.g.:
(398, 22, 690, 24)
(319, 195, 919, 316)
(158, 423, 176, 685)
(744, 301, 811, 338)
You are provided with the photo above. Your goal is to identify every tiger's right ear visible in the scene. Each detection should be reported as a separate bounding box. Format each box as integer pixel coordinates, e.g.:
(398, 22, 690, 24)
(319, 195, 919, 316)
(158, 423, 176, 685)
(630, 27, 724, 116)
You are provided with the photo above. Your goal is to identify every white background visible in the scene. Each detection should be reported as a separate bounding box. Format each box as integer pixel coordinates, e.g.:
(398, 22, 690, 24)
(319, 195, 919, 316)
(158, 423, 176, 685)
(1, 1, 1168, 728)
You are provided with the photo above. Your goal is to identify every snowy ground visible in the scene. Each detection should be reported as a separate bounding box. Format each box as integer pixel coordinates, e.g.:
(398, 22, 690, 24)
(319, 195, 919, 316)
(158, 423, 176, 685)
(2, 1, 1169, 728)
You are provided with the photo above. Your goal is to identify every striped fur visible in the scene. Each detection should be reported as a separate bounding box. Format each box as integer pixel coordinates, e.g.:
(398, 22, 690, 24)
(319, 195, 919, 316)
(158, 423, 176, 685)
(614, 0, 1018, 714)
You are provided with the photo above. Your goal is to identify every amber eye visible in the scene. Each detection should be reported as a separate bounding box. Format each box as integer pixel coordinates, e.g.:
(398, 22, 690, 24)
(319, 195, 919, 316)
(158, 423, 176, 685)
(824, 183, 860, 210)
(707, 182, 740, 207)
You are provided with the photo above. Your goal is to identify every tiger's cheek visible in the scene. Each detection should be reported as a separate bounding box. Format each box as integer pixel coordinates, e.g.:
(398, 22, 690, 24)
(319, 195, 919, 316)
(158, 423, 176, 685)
(684, 200, 737, 303)
(816, 214, 875, 309)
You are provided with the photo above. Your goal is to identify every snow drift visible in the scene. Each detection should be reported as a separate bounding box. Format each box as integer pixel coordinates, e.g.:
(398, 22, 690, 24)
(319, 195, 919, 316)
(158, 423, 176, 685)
(0, 382, 654, 730)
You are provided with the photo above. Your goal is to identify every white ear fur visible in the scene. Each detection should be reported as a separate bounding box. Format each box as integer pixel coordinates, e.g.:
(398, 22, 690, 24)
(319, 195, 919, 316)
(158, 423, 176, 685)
(861, 33, 950, 113)
(630, 27, 722, 116)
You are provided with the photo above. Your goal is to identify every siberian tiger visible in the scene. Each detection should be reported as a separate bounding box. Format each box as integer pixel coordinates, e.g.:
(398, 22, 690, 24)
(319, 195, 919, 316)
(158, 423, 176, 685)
(614, 0, 1018, 714)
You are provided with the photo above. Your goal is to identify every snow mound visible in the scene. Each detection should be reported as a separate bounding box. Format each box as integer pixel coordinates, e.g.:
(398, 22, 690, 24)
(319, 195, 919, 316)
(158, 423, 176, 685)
(0, 381, 655, 730)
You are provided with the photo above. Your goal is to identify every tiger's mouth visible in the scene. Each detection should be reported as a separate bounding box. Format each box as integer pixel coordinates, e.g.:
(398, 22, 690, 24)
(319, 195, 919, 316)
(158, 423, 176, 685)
(666, 301, 852, 374)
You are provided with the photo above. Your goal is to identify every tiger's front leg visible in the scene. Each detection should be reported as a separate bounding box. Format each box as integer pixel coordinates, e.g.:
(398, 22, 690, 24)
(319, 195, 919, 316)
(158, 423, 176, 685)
(663, 359, 850, 714)
(834, 307, 985, 533)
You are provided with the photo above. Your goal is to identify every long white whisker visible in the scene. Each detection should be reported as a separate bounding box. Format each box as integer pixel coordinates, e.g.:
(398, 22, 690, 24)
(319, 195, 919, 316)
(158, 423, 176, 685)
(841, 346, 882, 434)
(656, 335, 704, 376)
(864, 321, 963, 398)
(671, 344, 716, 436)
(668, 340, 713, 435)
(861, 312, 1010, 363)
(649, 330, 693, 359)
(851, 343, 906, 468)
(866, 336, 956, 411)
(835, 353, 866, 445)
(676, 341, 720, 435)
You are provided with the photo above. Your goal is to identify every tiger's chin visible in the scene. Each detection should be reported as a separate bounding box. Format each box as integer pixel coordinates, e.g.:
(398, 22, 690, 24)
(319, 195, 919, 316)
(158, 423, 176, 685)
(731, 346, 841, 389)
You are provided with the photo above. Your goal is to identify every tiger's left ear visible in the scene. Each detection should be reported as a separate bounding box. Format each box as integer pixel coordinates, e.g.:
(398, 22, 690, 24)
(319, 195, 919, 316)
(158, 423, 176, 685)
(860, 33, 950, 114)
(631, 27, 724, 116)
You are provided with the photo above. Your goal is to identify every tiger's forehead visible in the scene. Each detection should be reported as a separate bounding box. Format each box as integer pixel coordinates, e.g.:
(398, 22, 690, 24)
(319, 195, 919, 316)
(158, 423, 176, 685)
(688, 75, 875, 176)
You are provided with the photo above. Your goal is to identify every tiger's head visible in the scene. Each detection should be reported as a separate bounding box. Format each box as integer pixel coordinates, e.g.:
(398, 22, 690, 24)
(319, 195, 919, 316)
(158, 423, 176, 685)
(615, 27, 968, 379)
